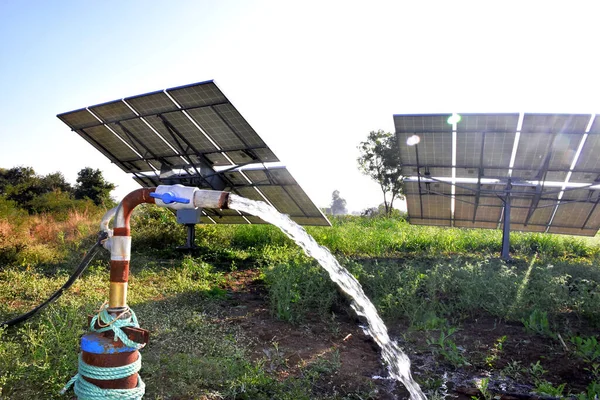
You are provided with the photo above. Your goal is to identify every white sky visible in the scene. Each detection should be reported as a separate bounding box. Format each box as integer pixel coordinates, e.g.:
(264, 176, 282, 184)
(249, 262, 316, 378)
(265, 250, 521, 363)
(1, 1, 598, 212)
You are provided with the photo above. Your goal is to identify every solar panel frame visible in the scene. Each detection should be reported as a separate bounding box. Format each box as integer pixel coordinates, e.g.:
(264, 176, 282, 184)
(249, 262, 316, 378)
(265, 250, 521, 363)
(58, 80, 329, 227)
(396, 112, 600, 238)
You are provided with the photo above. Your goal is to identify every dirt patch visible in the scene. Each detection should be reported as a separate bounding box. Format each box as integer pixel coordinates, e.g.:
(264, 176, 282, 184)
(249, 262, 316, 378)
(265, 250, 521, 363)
(219, 269, 404, 398)
(217, 270, 593, 399)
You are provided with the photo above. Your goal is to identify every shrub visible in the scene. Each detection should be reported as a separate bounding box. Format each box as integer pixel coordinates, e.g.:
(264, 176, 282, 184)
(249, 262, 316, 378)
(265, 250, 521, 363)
(262, 258, 340, 322)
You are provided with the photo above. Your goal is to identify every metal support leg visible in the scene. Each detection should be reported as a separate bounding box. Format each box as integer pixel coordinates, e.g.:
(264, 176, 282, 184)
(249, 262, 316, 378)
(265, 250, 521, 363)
(185, 224, 196, 249)
(501, 194, 511, 260)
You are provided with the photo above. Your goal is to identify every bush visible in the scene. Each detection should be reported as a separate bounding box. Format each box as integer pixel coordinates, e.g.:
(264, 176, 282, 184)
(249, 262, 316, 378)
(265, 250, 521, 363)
(262, 258, 340, 322)
(27, 191, 94, 221)
(130, 205, 185, 251)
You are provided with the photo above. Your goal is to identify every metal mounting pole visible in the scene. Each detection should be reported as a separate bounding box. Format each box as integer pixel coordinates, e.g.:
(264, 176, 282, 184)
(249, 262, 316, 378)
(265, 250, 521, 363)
(176, 209, 203, 251)
(501, 192, 511, 260)
(184, 224, 196, 249)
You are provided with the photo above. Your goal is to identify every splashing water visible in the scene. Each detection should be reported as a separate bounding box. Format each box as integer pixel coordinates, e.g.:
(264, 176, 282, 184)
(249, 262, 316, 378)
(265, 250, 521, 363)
(229, 195, 426, 400)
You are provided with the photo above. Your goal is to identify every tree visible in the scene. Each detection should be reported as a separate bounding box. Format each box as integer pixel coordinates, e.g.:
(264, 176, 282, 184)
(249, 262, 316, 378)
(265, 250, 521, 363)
(357, 130, 404, 217)
(40, 172, 72, 194)
(330, 190, 348, 215)
(74, 167, 116, 206)
(0, 166, 44, 207)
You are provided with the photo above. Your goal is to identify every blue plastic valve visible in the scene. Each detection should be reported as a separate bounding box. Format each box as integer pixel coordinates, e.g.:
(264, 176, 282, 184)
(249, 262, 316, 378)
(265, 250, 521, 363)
(150, 191, 190, 205)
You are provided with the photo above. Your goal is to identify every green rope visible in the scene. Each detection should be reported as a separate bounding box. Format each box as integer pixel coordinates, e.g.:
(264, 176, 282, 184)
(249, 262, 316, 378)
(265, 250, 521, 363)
(90, 306, 145, 350)
(62, 305, 147, 398)
(61, 354, 145, 399)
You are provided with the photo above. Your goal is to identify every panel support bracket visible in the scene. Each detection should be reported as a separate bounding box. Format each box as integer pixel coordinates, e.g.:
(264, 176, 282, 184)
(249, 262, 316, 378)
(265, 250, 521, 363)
(501, 181, 512, 261)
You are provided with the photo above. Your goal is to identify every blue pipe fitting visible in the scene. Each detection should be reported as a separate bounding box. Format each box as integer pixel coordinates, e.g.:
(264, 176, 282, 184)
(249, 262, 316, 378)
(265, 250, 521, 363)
(81, 332, 139, 354)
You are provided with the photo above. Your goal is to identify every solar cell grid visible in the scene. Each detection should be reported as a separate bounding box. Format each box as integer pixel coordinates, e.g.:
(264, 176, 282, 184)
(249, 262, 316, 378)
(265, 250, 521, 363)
(457, 113, 519, 133)
(415, 132, 453, 166)
(186, 107, 245, 150)
(161, 111, 219, 153)
(455, 132, 482, 168)
(89, 100, 137, 123)
(561, 187, 598, 201)
(266, 168, 297, 185)
(117, 119, 178, 158)
(573, 134, 600, 174)
(394, 114, 452, 133)
(527, 200, 555, 226)
(511, 132, 552, 174)
(520, 113, 590, 134)
(583, 204, 600, 229)
(82, 125, 140, 163)
(482, 132, 516, 169)
(548, 133, 583, 170)
(454, 220, 498, 229)
(258, 186, 303, 215)
(285, 185, 322, 215)
(166, 82, 227, 109)
(589, 117, 600, 134)
(551, 202, 594, 229)
(202, 152, 231, 166)
(511, 223, 546, 233)
(124, 91, 178, 116)
(58, 109, 100, 130)
(548, 227, 597, 236)
(213, 103, 266, 148)
(411, 218, 451, 227)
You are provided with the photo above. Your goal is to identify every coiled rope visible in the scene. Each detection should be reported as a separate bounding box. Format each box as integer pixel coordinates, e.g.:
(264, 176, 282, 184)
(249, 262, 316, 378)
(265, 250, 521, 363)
(61, 304, 146, 399)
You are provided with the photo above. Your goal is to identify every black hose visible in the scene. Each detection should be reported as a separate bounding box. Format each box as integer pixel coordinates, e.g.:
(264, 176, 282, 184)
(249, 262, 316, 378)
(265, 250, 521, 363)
(1, 231, 108, 328)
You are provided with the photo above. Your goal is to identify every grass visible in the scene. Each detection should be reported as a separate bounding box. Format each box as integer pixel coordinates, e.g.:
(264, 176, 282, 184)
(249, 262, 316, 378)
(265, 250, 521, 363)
(2, 206, 600, 398)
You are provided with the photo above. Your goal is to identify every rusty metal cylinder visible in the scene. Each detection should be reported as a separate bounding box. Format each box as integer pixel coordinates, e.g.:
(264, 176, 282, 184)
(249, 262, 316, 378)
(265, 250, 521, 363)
(80, 332, 140, 390)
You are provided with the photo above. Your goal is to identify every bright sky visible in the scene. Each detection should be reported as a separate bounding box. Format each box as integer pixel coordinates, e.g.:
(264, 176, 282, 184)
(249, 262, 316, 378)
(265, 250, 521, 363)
(1, 1, 598, 213)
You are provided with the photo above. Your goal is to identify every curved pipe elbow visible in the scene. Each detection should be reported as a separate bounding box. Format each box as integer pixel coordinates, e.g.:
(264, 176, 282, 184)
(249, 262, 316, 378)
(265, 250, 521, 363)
(113, 188, 157, 234)
(100, 207, 118, 235)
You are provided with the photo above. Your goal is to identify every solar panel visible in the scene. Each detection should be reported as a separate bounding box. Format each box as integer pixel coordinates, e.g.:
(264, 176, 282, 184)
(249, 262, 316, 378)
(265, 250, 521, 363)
(396, 113, 600, 243)
(58, 80, 329, 227)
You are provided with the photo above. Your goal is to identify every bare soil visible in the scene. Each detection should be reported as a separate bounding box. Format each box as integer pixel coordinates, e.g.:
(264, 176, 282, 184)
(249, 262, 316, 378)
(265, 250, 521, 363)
(218, 269, 591, 400)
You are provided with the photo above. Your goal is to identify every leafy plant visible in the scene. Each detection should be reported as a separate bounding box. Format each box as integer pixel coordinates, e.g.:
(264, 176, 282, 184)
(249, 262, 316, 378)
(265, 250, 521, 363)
(522, 309, 555, 338)
(576, 381, 600, 400)
(485, 336, 507, 368)
(427, 327, 469, 368)
(501, 360, 523, 380)
(472, 377, 493, 400)
(534, 381, 566, 398)
(527, 361, 547, 384)
(571, 336, 600, 364)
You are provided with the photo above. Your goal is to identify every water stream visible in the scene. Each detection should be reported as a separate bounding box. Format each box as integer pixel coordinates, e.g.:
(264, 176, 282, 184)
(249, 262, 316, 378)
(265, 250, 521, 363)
(228, 194, 426, 400)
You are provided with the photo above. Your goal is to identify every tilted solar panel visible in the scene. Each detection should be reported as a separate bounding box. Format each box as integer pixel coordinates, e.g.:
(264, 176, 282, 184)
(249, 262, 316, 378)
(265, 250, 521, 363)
(395, 112, 599, 240)
(58, 80, 329, 227)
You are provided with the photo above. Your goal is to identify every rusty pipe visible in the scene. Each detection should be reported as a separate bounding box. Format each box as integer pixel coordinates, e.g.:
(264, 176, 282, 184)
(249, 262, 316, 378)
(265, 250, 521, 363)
(193, 189, 229, 210)
(102, 186, 230, 311)
(108, 188, 156, 311)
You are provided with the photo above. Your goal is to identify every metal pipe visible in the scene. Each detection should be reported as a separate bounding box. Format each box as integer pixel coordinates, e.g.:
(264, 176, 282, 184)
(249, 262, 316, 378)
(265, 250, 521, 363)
(193, 189, 229, 209)
(501, 193, 511, 260)
(108, 188, 156, 312)
(100, 207, 117, 236)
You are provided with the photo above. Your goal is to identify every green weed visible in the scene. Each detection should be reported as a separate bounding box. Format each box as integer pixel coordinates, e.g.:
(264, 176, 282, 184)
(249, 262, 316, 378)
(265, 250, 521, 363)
(427, 327, 469, 368)
(534, 381, 566, 398)
(472, 377, 493, 400)
(262, 258, 339, 322)
(576, 381, 600, 400)
(571, 336, 600, 364)
(522, 309, 555, 338)
(485, 336, 506, 368)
